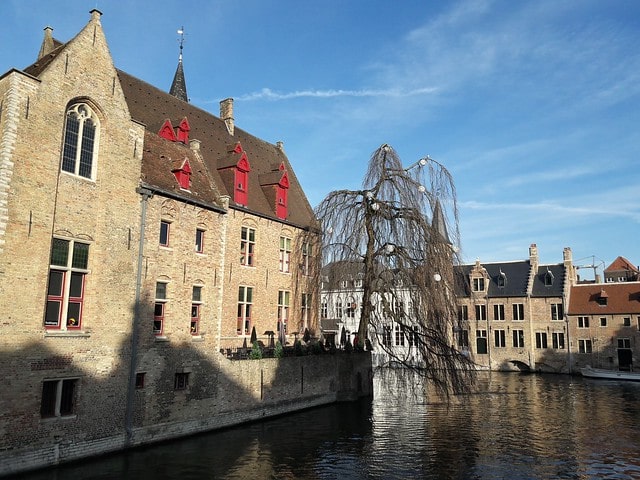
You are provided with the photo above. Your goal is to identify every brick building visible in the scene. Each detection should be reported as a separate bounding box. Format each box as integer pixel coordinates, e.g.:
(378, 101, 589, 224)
(455, 244, 575, 373)
(0, 10, 344, 476)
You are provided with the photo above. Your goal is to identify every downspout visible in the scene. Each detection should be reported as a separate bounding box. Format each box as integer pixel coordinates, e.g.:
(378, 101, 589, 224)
(124, 187, 152, 446)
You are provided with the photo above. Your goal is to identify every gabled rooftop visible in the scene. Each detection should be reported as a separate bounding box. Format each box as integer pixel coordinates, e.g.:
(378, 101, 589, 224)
(568, 282, 640, 315)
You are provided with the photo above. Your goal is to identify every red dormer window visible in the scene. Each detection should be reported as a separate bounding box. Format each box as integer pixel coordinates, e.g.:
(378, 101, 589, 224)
(172, 158, 192, 190)
(177, 117, 190, 144)
(159, 117, 190, 144)
(159, 119, 177, 141)
(275, 171, 289, 219)
(234, 146, 251, 206)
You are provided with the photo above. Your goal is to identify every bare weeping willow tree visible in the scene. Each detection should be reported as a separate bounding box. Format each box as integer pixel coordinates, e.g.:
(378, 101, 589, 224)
(315, 144, 475, 396)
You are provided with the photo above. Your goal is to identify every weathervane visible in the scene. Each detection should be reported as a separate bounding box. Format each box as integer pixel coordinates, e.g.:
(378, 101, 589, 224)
(177, 26, 186, 61)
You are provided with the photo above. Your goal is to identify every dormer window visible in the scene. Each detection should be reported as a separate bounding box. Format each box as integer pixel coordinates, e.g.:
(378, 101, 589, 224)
(497, 271, 507, 288)
(158, 117, 191, 144)
(597, 289, 608, 306)
(544, 269, 554, 286)
(172, 158, 192, 190)
(218, 143, 251, 206)
(473, 277, 485, 292)
(176, 117, 190, 144)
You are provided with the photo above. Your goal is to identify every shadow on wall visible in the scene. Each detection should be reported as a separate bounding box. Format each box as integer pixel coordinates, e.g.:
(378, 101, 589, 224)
(0, 293, 372, 476)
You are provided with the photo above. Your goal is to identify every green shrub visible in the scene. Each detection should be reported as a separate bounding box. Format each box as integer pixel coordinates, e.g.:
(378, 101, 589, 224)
(249, 341, 263, 359)
(294, 339, 304, 356)
(274, 341, 284, 358)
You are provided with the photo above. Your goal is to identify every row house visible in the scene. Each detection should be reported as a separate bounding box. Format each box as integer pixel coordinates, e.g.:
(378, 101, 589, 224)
(0, 10, 319, 472)
(455, 244, 574, 372)
(567, 282, 640, 372)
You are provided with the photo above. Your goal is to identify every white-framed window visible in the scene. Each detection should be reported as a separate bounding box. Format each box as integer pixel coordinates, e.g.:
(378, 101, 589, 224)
(578, 316, 589, 328)
(493, 304, 505, 321)
(191, 286, 202, 335)
(240, 227, 255, 266)
(552, 332, 565, 349)
(476, 329, 488, 354)
(494, 329, 506, 348)
(475, 304, 486, 321)
(45, 238, 89, 330)
(336, 299, 343, 318)
(302, 293, 312, 328)
(551, 303, 563, 321)
(578, 339, 592, 353)
(321, 300, 328, 319)
(346, 296, 357, 318)
(394, 324, 405, 346)
(195, 229, 205, 253)
(237, 286, 253, 335)
(535, 332, 548, 349)
(512, 329, 525, 348)
(382, 325, 392, 347)
(456, 328, 469, 348)
(154, 281, 168, 335)
(61, 103, 99, 180)
(41, 378, 78, 418)
(277, 290, 290, 335)
(472, 277, 485, 292)
(279, 236, 291, 273)
(301, 241, 312, 276)
(512, 303, 525, 321)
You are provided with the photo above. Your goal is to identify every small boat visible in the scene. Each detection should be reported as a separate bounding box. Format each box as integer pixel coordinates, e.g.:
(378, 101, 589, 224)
(581, 366, 640, 381)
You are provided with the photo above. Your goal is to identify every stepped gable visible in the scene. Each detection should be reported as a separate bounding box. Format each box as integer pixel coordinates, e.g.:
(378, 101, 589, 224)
(568, 282, 640, 315)
(117, 69, 316, 229)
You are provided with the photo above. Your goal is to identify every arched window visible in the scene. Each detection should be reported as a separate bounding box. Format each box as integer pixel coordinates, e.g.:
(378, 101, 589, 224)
(61, 103, 99, 179)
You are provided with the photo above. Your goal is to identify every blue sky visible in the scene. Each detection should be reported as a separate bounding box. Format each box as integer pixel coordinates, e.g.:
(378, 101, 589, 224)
(3, 0, 639, 276)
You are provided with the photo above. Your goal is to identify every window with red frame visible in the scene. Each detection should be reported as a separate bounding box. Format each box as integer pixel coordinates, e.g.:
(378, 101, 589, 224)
(45, 238, 89, 330)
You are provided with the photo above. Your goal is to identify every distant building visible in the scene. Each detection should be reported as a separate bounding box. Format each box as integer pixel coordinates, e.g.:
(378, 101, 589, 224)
(567, 282, 640, 371)
(455, 244, 575, 373)
(604, 256, 640, 283)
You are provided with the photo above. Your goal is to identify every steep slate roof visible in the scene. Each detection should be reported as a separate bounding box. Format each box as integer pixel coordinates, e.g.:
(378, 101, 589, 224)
(116, 70, 317, 229)
(568, 283, 640, 315)
(456, 259, 566, 298)
(531, 264, 565, 297)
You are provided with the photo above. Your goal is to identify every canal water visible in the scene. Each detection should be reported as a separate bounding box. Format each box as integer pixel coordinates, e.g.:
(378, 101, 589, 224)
(10, 371, 640, 479)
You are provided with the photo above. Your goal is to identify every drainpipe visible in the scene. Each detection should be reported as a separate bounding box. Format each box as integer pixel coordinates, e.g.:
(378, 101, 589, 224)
(124, 187, 152, 446)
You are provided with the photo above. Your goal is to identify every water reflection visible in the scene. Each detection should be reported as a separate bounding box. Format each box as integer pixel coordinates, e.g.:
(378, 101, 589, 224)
(9, 372, 640, 479)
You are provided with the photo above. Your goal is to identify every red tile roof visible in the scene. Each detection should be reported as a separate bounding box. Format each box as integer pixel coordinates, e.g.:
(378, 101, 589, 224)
(568, 283, 640, 315)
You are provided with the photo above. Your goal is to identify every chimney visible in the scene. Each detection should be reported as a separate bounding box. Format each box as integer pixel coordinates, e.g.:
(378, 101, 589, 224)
(276, 141, 284, 151)
(38, 26, 56, 60)
(220, 98, 234, 136)
(529, 243, 539, 269)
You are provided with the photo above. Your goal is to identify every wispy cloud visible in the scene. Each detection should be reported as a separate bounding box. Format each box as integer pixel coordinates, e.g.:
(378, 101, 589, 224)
(235, 86, 438, 101)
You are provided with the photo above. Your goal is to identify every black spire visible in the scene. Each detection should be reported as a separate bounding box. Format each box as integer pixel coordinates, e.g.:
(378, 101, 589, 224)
(169, 27, 188, 102)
